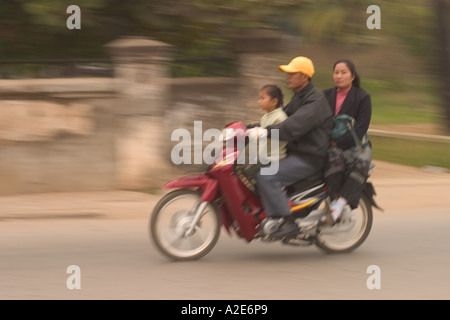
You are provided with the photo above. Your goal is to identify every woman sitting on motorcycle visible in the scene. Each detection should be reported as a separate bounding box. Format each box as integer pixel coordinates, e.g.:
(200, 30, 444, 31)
(322, 59, 373, 224)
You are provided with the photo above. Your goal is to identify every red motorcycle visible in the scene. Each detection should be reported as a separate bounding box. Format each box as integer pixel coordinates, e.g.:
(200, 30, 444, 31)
(150, 121, 381, 260)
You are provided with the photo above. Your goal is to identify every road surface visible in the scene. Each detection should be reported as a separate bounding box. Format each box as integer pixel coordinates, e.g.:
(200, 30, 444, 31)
(1, 161, 449, 300)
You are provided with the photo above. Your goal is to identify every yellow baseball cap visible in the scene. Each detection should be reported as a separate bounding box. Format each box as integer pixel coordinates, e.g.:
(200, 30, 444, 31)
(279, 56, 315, 78)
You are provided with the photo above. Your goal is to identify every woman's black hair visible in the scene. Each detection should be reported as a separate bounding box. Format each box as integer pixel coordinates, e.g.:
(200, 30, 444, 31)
(333, 59, 361, 88)
(260, 84, 284, 108)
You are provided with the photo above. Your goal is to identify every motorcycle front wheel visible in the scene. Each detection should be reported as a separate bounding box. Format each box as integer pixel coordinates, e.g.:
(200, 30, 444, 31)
(150, 189, 221, 261)
(315, 194, 373, 253)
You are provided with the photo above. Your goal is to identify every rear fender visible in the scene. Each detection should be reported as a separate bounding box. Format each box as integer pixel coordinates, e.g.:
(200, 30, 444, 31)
(363, 182, 383, 212)
(163, 175, 219, 202)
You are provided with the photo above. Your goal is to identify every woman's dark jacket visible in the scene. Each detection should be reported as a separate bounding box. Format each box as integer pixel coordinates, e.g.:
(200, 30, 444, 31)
(323, 86, 372, 150)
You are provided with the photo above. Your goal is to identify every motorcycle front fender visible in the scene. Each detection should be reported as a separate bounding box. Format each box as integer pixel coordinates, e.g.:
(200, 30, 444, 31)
(163, 175, 219, 202)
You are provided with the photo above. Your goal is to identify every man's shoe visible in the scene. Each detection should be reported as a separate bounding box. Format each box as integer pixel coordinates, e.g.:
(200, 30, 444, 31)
(270, 219, 300, 239)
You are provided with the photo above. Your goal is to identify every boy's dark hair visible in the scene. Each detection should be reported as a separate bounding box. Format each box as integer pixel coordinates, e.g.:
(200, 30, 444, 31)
(260, 84, 284, 108)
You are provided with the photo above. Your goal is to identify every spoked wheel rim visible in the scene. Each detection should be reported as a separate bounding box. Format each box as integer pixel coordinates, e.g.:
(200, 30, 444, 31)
(316, 196, 372, 252)
(151, 190, 220, 260)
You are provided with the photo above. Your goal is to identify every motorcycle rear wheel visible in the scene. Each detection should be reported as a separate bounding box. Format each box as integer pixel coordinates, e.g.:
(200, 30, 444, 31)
(315, 194, 373, 253)
(150, 189, 221, 261)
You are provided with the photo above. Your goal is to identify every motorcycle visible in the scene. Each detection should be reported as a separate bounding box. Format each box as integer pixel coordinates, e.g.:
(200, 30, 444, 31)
(149, 121, 381, 260)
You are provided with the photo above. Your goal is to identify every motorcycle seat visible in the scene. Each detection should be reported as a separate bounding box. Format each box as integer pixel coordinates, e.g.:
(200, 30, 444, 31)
(285, 171, 325, 195)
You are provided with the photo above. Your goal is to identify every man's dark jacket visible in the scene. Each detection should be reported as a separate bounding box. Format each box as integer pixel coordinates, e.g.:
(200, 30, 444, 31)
(323, 86, 372, 150)
(266, 82, 333, 171)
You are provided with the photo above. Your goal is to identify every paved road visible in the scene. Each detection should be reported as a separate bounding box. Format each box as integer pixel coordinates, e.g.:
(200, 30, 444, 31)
(1, 161, 449, 300)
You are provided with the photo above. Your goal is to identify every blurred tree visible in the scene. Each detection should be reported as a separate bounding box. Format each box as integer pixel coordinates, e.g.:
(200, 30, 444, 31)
(433, 0, 450, 133)
(298, 0, 364, 43)
(0, 0, 448, 130)
(297, 0, 450, 131)
(0, 0, 302, 77)
(0, 0, 298, 58)
(298, 0, 434, 54)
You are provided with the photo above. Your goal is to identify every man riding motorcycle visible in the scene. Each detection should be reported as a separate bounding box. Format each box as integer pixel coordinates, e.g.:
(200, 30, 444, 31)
(150, 57, 380, 261)
(249, 56, 334, 239)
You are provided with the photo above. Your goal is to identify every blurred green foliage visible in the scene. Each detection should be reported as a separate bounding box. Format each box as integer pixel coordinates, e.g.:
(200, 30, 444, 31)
(0, 0, 441, 90)
(0, 0, 436, 64)
(370, 135, 450, 169)
(0, 0, 297, 59)
(0, 0, 448, 131)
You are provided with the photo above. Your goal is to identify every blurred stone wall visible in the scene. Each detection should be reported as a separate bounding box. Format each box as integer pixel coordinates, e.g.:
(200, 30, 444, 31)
(0, 33, 282, 195)
(0, 78, 118, 195)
